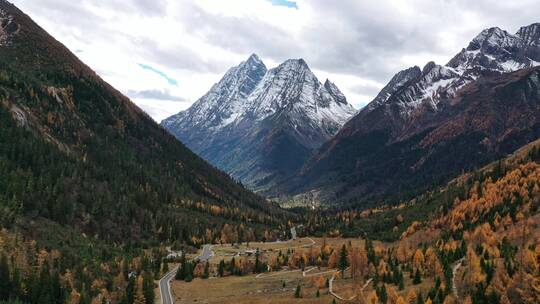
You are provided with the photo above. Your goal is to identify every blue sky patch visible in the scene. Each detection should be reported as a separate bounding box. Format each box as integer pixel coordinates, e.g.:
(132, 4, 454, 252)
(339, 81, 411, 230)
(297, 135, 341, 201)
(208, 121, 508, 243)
(268, 0, 298, 9)
(138, 63, 178, 86)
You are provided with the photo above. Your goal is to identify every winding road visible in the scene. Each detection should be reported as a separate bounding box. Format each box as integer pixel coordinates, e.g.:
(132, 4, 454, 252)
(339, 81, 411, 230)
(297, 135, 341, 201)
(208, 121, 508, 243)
(158, 236, 311, 303)
(329, 270, 372, 301)
(159, 266, 179, 304)
(159, 245, 215, 304)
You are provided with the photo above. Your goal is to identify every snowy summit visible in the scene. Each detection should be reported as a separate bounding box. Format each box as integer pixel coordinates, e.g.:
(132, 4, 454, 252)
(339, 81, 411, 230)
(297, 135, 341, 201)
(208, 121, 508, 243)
(162, 54, 357, 193)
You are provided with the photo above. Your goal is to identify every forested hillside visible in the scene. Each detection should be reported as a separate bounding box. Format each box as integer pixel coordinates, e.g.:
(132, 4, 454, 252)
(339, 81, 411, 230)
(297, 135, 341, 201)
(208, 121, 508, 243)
(297, 139, 540, 303)
(163, 140, 540, 304)
(0, 1, 291, 303)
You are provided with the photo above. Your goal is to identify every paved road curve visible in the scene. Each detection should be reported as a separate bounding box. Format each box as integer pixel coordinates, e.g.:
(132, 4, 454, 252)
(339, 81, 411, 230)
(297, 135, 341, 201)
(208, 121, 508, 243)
(159, 266, 178, 304)
(159, 245, 214, 304)
(161, 239, 314, 302)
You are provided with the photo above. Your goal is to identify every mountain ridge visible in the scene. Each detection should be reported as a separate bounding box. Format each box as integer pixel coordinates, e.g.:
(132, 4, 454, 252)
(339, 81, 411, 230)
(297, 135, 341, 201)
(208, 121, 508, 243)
(162, 54, 357, 194)
(0, 0, 287, 245)
(292, 22, 540, 204)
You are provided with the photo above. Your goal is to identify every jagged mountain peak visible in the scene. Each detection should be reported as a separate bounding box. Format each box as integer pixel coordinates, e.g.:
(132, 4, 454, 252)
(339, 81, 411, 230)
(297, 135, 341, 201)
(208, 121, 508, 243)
(246, 53, 263, 63)
(422, 61, 437, 73)
(233, 53, 267, 74)
(516, 23, 540, 46)
(161, 54, 267, 132)
(366, 65, 422, 110)
(245, 57, 356, 123)
(162, 55, 357, 193)
(275, 58, 311, 73)
(422, 61, 456, 78)
(468, 26, 521, 50)
(324, 79, 348, 105)
(364, 22, 540, 119)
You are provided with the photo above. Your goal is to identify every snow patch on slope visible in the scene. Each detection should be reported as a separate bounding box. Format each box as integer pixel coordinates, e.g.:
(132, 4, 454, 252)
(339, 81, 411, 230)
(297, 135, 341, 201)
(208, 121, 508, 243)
(411, 78, 456, 110)
(162, 55, 357, 151)
(363, 23, 540, 119)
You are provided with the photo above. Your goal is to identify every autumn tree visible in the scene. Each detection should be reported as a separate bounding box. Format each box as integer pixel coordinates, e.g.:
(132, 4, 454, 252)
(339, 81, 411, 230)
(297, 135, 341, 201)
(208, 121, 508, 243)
(406, 289, 417, 304)
(465, 246, 484, 288)
(350, 246, 368, 283)
(328, 250, 338, 269)
(412, 249, 425, 272)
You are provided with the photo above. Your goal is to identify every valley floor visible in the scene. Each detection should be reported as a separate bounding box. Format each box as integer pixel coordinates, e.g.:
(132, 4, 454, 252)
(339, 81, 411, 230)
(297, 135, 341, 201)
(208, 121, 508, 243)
(165, 237, 442, 304)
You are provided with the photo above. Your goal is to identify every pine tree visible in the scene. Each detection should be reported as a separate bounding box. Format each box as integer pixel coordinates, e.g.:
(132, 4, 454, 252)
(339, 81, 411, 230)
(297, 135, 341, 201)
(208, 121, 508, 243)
(126, 276, 136, 304)
(142, 272, 155, 304)
(51, 270, 66, 304)
(416, 292, 424, 304)
(254, 249, 261, 273)
(0, 254, 11, 300)
(295, 284, 302, 298)
(79, 287, 92, 304)
(339, 244, 349, 278)
(377, 284, 387, 304)
(10, 266, 21, 300)
(229, 257, 236, 274)
(162, 260, 169, 274)
(398, 273, 405, 290)
(38, 263, 54, 304)
(123, 258, 130, 280)
(413, 269, 422, 285)
(203, 262, 209, 279)
(218, 260, 225, 277)
(175, 253, 187, 280)
(184, 262, 193, 282)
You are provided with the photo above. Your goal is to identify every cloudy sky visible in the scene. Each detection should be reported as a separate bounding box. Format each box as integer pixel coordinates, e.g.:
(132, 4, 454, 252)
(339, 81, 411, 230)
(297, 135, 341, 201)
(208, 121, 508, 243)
(11, 0, 539, 121)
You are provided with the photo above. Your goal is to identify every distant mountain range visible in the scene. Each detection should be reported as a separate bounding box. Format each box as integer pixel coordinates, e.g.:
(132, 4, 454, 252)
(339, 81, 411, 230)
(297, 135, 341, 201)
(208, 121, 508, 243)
(163, 23, 540, 205)
(162, 55, 356, 194)
(294, 23, 540, 203)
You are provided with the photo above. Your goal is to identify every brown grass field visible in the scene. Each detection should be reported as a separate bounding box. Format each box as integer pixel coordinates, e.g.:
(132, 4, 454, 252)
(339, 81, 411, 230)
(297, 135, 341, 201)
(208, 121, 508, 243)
(170, 270, 334, 303)
(165, 237, 434, 303)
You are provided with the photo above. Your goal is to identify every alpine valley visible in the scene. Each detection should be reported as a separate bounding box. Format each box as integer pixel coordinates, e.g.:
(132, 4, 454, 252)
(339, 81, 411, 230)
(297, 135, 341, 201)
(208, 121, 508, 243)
(164, 23, 540, 205)
(2, 1, 540, 304)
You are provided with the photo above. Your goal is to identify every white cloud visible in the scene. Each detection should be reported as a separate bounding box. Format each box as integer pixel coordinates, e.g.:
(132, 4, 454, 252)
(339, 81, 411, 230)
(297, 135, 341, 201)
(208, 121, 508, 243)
(10, 0, 540, 121)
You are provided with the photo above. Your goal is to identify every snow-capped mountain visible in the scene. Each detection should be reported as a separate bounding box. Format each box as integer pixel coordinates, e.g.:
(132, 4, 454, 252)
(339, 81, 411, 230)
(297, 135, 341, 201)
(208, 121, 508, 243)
(162, 54, 356, 194)
(294, 22, 540, 203)
(365, 24, 540, 121)
(167, 54, 267, 135)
